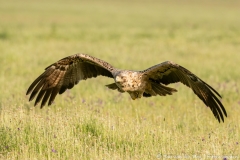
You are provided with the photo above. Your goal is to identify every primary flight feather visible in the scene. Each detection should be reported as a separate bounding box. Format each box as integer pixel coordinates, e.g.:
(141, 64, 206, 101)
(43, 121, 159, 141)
(26, 53, 227, 122)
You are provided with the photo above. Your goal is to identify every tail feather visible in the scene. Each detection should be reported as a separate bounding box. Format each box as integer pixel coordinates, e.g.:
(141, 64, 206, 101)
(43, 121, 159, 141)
(143, 82, 177, 97)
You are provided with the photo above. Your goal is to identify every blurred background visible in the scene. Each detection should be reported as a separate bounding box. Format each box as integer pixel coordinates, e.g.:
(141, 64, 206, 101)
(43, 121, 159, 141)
(1, 0, 239, 108)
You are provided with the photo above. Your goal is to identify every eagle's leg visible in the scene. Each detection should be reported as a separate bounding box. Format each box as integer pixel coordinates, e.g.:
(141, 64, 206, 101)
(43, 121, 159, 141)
(127, 91, 143, 100)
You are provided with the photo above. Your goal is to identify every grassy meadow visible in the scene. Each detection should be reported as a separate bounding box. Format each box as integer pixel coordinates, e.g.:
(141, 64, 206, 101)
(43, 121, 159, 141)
(0, 0, 240, 159)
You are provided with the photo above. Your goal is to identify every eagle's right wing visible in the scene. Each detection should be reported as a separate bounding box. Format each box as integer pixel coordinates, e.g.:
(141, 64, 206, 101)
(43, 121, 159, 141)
(26, 53, 115, 108)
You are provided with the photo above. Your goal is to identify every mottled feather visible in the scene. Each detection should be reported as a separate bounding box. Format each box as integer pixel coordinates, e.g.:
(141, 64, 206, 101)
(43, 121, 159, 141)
(27, 53, 114, 108)
(142, 61, 227, 122)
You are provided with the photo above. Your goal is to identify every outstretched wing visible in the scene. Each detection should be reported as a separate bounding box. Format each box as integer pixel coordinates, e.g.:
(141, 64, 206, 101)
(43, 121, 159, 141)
(142, 61, 227, 122)
(26, 53, 115, 108)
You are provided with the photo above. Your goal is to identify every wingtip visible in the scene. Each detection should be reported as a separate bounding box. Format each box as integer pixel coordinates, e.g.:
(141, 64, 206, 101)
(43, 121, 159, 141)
(40, 104, 45, 109)
(26, 87, 33, 96)
(26, 90, 30, 96)
(218, 94, 222, 99)
(34, 101, 39, 107)
(48, 100, 54, 106)
(218, 116, 225, 123)
(29, 95, 34, 102)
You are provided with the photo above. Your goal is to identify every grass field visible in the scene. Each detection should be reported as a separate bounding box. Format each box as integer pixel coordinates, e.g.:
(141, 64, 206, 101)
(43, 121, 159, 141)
(0, 0, 240, 159)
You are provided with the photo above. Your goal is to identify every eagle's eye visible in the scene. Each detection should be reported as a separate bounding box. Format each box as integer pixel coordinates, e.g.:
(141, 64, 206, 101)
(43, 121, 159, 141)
(116, 76, 122, 82)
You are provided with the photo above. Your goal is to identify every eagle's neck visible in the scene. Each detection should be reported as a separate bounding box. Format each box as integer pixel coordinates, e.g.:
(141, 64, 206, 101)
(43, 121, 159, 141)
(115, 71, 144, 92)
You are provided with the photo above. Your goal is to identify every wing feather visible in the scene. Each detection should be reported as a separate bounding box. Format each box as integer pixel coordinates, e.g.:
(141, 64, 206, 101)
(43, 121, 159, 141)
(35, 90, 46, 106)
(27, 53, 115, 108)
(65, 64, 73, 89)
(26, 67, 55, 95)
(142, 61, 227, 122)
(73, 62, 81, 85)
(29, 79, 45, 101)
(74, 62, 80, 84)
(41, 89, 53, 108)
(48, 88, 60, 106)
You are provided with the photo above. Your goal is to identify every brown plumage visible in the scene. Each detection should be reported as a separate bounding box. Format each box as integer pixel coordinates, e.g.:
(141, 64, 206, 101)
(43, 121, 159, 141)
(26, 53, 227, 122)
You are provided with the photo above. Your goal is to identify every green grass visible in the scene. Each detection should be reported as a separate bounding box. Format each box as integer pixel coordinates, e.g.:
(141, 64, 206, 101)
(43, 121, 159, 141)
(0, 0, 240, 159)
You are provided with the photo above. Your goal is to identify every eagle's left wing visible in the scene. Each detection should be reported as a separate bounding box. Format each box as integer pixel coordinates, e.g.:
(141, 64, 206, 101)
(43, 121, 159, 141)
(142, 61, 227, 122)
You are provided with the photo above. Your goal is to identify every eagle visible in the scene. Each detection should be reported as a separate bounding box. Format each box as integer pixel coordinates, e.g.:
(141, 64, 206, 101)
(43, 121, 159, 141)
(26, 53, 227, 122)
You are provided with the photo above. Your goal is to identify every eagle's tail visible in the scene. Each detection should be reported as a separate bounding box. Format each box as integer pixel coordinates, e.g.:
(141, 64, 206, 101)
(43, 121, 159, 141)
(143, 82, 177, 97)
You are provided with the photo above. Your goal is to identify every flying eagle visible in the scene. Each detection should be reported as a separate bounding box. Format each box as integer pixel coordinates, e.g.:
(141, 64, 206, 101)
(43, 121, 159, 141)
(26, 53, 227, 122)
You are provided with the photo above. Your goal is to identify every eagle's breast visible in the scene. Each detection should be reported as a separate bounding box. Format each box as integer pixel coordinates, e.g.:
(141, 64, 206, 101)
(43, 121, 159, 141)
(115, 71, 145, 91)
